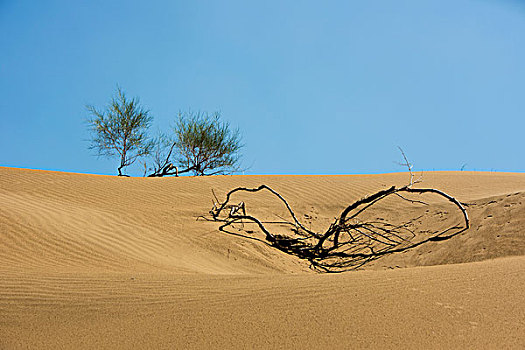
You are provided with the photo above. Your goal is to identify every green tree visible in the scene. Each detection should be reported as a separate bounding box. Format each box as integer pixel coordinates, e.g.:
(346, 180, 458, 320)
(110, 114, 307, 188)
(87, 87, 153, 176)
(148, 111, 243, 176)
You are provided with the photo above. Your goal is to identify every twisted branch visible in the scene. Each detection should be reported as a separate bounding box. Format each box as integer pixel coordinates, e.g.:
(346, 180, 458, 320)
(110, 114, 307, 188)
(206, 181, 469, 272)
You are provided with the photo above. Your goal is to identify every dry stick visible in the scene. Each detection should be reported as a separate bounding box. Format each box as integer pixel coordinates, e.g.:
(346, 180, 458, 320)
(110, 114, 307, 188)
(219, 215, 277, 243)
(402, 187, 469, 229)
(316, 186, 397, 251)
(329, 185, 469, 253)
(213, 185, 318, 237)
(394, 192, 429, 206)
(398, 146, 415, 186)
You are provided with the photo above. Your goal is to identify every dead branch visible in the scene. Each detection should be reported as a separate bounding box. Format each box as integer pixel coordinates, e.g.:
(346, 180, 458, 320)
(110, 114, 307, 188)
(210, 185, 320, 238)
(148, 163, 196, 177)
(206, 183, 469, 273)
(205, 151, 469, 272)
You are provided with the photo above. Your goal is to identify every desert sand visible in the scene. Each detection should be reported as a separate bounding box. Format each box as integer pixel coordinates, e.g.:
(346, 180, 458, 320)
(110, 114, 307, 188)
(1, 167, 524, 349)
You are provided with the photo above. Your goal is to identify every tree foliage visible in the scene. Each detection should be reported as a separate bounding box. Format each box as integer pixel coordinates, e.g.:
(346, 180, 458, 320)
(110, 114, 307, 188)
(87, 87, 153, 176)
(147, 111, 243, 177)
(175, 111, 243, 176)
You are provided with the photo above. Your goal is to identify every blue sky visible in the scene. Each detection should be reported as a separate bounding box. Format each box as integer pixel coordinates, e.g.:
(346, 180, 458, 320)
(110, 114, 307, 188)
(1, 0, 524, 175)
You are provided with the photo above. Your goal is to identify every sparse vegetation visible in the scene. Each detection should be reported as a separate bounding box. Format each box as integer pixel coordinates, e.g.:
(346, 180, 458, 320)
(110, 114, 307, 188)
(87, 88, 243, 177)
(86, 87, 153, 176)
(147, 111, 243, 177)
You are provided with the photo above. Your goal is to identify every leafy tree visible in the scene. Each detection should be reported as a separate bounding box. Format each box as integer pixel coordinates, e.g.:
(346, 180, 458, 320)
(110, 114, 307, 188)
(87, 87, 153, 176)
(148, 111, 243, 176)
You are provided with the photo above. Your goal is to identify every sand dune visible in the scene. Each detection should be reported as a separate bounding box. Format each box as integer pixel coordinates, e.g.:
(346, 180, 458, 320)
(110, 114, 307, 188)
(1, 167, 524, 348)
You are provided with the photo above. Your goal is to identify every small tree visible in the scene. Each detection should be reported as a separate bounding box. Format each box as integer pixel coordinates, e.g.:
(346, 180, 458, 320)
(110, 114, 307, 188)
(147, 111, 243, 176)
(87, 87, 153, 176)
(175, 111, 243, 176)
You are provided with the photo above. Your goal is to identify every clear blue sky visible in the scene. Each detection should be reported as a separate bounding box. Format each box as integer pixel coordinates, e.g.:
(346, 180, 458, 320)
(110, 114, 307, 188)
(1, 0, 524, 176)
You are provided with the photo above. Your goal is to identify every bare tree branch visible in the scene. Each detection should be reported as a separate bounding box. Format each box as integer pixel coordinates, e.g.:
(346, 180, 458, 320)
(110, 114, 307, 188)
(206, 182, 469, 273)
(205, 151, 469, 272)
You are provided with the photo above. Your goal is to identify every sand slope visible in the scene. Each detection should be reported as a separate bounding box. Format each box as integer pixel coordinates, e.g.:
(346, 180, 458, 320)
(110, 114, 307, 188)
(1, 167, 524, 348)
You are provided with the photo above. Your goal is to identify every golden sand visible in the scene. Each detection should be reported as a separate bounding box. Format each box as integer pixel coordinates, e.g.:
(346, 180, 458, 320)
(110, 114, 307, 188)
(1, 167, 524, 348)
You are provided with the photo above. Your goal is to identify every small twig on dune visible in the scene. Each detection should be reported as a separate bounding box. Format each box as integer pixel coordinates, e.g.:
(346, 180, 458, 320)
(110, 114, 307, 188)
(397, 146, 414, 186)
(394, 192, 429, 206)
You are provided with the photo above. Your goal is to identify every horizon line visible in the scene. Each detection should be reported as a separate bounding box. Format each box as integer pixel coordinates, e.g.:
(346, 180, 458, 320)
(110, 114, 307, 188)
(1, 165, 524, 178)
